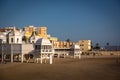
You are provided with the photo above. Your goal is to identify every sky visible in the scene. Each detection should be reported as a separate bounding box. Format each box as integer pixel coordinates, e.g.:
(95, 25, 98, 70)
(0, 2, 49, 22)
(0, 0, 120, 47)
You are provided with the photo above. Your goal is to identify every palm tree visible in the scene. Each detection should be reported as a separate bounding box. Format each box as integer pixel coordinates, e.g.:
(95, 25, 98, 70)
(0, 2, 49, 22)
(106, 42, 109, 46)
(22, 36, 28, 43)
(66, 38, 70, 42)
(106, 42, 110, 51)
(94, 43, 100, 50)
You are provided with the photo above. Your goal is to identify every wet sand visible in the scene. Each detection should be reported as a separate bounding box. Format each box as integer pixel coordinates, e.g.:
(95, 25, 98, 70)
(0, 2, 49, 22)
(0, 57, 120, 80)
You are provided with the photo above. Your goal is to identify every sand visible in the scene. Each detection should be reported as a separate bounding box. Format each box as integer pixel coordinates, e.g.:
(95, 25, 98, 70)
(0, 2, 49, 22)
(0, 57, 120, 80)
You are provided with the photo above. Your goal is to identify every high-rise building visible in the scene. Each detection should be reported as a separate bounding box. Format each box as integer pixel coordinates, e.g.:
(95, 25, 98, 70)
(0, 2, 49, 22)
(36, 27, 47, 38)
(24, 25, 35, 33)
(24, 25, 35, 38)
(23, 26, 58, 43)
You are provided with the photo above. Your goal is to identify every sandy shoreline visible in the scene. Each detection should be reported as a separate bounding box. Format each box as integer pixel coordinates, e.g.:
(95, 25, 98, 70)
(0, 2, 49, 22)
(0, 57, 120, 80)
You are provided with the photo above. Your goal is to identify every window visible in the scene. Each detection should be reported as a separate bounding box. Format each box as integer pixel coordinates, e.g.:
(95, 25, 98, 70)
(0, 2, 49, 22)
(17, 38, 19, 43)
(46, 50, 48, 52)
(38, 46, 40, 49)
(42, 50, 45, 52)
(80, 44, 84, 46)
(11, 38, 13, 43)
(35, 45, 37, 49)
(35, 45, 41, 50)
(41, 45, 44, 49)
(49, 50, 52, 52)
(82, 41, 84, 42)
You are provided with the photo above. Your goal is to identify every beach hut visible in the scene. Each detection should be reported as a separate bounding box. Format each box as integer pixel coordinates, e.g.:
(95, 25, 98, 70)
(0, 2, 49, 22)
(71, 44, 82, 59)
(34, 38, 54, 64)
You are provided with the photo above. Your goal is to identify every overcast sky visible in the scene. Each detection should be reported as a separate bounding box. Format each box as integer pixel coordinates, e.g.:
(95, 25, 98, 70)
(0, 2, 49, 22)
(0, 0, 120, 46)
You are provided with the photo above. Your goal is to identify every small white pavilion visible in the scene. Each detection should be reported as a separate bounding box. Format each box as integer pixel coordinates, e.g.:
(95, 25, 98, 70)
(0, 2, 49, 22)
(34, 38, 54, 64)
(29, 31, 39, 43)
(71, 44, 82, 59)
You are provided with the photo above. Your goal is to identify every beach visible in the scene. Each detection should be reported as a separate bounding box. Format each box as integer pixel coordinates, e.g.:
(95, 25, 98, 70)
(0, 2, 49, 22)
(0, 57, 120, 80)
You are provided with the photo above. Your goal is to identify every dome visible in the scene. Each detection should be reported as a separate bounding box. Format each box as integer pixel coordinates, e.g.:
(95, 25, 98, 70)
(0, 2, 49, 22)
(71, 44, 80, 49)
(35, 38, 52, 45)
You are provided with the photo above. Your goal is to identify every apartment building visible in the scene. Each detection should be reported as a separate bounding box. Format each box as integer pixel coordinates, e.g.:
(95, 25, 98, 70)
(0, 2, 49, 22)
(24, 25, 35, 38)
(76, 40, 91, 51)
(24, 26, 48, 38)
(53, 41, 74, 49)
(36, 27, 47, 38)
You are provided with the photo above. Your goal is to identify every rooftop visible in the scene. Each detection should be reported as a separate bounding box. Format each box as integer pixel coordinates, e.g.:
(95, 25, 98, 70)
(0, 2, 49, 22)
(36, 38, 52, 45)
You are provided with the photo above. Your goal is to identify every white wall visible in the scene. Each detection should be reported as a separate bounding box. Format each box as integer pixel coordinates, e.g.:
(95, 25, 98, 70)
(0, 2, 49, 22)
(21, 44, 34, 54)
(9, 35, 22, 44)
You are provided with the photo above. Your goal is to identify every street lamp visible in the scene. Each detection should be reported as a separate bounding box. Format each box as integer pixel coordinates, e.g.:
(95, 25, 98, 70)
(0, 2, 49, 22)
(1, 44, 4, 63)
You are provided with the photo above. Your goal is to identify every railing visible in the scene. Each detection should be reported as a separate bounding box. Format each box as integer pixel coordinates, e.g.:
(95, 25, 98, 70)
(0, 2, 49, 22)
(35, 49, 54, 53)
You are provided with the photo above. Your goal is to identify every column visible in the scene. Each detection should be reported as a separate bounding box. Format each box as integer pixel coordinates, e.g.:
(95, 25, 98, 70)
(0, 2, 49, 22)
(78, 53, 81, 59)
(11, 53, 13, 63)
(64, 53, 65, 58)
(21, 54, 24, 63)
(41, 54, 42, 64)
(45, 54, 47, 64)
(57, 53, 60, 58)
(79, 51, 81, 59)
(11, 44, 13, 63)
(1, 45, 4, 62)
(34, 54, 36, 63)
(37, 58, 38, 63)
(28, 54, 30, 63)
(2, 54, 4, 62)
(72, 50, 75, 59)
(50, 54, 52, 64)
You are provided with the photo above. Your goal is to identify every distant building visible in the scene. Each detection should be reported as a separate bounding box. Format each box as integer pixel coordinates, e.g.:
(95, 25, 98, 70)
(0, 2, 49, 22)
(52, 41, 74, 49)
(47, 34, 58, 42)
(47, 34, 58, 48)
(24, 26, 47, 38)
(51, 40, 92, 51)
(70, 44, 82, 59)
(23, 26, 58, 44)
(76, 40, 91, 51)
(24, 25, 35, 38)
(105, 46, 120, 51)
(24, 26, 48, 39)
(36, 27, 47, 38)
(0, 27, 14, 32)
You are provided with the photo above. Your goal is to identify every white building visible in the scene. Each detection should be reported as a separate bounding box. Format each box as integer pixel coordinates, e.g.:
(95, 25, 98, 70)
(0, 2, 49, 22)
(0, 32, 7, 43)
(7, 27, 22, 44)
(29, 31, 39, 43)
(0, 43, 35, 63)
(71, 44, 82, 59)
(34, 38, 54, 64)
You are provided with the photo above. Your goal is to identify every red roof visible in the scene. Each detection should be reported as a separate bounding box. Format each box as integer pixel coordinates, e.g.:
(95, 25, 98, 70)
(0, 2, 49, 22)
(0, 28, 13, 32)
